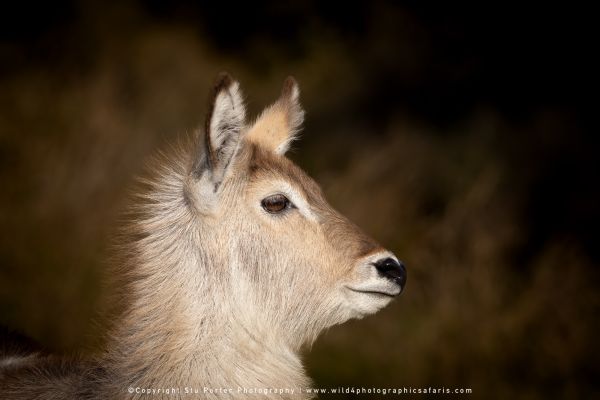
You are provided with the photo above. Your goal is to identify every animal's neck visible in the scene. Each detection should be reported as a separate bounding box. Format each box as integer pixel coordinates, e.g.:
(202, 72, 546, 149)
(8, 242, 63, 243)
(102, 165, 310, 396)
(106, 261, 310, 396)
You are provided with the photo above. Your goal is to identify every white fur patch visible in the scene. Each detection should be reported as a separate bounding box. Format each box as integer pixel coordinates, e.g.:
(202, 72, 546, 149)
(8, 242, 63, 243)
(209, 81, 246, 152)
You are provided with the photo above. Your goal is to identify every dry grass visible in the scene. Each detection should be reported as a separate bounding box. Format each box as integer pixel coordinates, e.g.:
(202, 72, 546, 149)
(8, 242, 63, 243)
(304, 121, 598, 399)
(0, 8, 597, 399)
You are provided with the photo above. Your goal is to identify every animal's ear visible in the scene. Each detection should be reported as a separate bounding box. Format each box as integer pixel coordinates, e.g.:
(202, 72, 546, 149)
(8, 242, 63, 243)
(194, 72, 246, 188)
(246, 76, 304, 155)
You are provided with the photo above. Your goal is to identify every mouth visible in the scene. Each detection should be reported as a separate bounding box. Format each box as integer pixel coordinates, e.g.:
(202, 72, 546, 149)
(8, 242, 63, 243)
(345, 287, 399, 298)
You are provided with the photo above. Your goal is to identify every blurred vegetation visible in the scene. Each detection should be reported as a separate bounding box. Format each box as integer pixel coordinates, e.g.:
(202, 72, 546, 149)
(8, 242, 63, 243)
(0, 1, 597, 399)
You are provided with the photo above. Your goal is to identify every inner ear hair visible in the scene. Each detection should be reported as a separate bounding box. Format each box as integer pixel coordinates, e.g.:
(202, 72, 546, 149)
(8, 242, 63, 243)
(196, 72, 246, 184)
(204, 72, 235, 169)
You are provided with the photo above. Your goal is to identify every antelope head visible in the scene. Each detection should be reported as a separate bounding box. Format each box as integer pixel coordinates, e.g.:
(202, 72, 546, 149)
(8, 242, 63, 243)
(185, 73, 406, 349)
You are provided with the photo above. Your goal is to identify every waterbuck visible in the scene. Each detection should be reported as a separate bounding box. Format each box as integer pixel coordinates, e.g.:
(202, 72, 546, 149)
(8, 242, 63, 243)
(0, 73, 406, 399)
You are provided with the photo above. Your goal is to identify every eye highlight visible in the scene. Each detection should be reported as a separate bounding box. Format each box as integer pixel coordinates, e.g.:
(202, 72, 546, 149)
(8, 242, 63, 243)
(261, 194, 292, 214)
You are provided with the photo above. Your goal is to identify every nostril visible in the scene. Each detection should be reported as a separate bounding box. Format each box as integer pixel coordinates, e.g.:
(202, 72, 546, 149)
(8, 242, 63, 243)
(373, 258, 407, 288)
(375, 258, 400, 272)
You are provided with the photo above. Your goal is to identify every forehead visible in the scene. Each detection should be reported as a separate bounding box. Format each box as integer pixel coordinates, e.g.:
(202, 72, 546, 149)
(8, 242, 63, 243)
(245, 144, 325, 204)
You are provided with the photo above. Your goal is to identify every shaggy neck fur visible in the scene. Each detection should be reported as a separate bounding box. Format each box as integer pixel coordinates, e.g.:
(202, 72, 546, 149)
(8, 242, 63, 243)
(100, 147, 312, 399)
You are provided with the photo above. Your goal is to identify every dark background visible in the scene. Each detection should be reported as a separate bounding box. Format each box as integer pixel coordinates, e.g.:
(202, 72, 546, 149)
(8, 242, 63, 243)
(0, 1, 597, 398)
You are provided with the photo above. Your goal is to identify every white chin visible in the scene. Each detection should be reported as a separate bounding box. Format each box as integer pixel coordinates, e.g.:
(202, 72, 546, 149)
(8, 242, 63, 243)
(344, 289, 395, 318)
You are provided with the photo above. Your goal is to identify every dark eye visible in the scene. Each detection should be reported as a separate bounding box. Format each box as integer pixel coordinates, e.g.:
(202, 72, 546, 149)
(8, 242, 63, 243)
(261, 194, 291, 214)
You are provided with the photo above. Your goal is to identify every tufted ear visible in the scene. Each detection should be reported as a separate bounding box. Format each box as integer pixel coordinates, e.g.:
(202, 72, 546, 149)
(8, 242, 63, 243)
(246, 76, 304, 155)
(194, 72, 246, 191)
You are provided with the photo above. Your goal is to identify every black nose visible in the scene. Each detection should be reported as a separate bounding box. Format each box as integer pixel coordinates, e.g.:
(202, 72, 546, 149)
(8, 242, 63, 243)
(373, 258, 407, 289)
